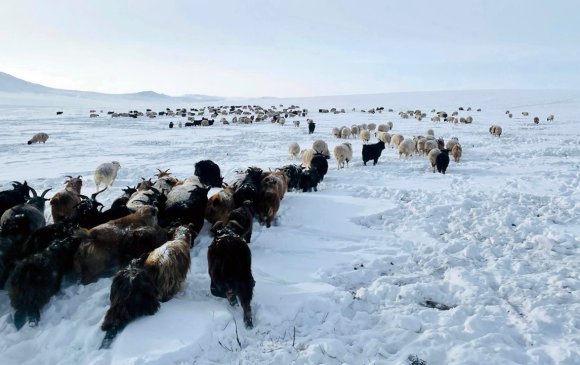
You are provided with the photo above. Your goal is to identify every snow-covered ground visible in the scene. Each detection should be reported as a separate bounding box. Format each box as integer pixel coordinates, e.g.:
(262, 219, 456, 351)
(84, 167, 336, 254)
(0, 90, 579, 365)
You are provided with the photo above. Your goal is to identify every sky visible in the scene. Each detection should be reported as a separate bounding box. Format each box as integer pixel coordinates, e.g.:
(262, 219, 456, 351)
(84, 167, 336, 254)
(1, 0, 579, 97)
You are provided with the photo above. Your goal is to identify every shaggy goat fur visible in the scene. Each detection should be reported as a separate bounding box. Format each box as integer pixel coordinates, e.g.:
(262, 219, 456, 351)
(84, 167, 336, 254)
(207, 234, 255, 328)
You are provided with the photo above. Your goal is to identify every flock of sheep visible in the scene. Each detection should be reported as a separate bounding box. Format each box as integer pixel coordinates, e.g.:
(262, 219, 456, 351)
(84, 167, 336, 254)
(9, 103, 557, 351)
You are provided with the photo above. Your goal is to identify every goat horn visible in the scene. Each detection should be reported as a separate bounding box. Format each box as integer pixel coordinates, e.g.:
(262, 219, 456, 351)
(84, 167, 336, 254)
(149, 187, 161, 196)
(79, 194, 90, 200)
(65, 175, 73, 179)
(40, 188, 52, 198)
(91, 187, 107, 200)
(29, 187, 38, 197)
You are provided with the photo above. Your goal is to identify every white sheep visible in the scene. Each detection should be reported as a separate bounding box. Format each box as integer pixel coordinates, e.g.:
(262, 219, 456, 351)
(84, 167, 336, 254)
(27, 132, 49, 145)
(293, 120, 300, 127)
(416, 138, 427, 156)
(547, 114, 554, 122)
(424, 140, 437, 155)
(445, 137, 459, 151)
(94, 161, 121, 192)
(398, 139, 415, 159)
(301, 149, 315, 168)
(334, 142, 353, 169)
(360, 130, 371, 144)
(351, 125, 359, 136)
(376, 131, 391, 146)
(288, 142, 300, 159)
(391, 134, 404, 148)
(426, 129, 434, 137)
(428, 148, 441, 172)
(312, 140, 330, 158)
(340, 127, 352, 139)
(431, 116, 440, 122)
(376, 124, 389, 133)
(387, 121, 393, 130)
(367, 123, 376, 132)
(332, 127, 341, 138)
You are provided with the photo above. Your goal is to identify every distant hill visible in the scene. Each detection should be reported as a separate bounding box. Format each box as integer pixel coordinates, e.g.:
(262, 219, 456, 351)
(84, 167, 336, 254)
(0, 72, 223, 103)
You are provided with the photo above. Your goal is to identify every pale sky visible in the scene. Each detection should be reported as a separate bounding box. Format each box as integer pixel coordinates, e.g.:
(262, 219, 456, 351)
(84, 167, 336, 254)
(1, 0, 579, 97)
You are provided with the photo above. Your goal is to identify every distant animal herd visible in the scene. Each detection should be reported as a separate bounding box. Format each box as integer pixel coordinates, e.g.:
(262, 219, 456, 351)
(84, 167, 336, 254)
(5, 104, 556, 349)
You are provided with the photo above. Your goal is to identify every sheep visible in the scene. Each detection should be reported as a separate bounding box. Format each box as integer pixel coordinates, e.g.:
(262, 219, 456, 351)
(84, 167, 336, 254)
(428, 148, 441, 173)
(427, 129, 434, 137)
(445, 137, 459, 151)
(452, 144, 462, 162)
(293, 120, 300, 127)
(210, 201, 254, 243)
(362, 141, 385, 166)
(376, 131, 391, 147)
(50, 176, 83, 224)
(94, 161, 121, 192)
(207, 232, 254, 328)
(27, 133, 49, 145)
(398, 139, 415, 159)
(194, 160, 223, 188)
(255, 172, 288, 228)
(205, 186, 235, 225)
(391, 134, 404, 148)
(332, 127, 341, 138)
(508, 113, 513, 118)
(431, 116, 441, 122)
(436, 149, 450, 174)
(360, 130, 371, 144)
(547, 114, 554, 122)
(144, 225, 193, 302)
(522, 112, 529, 116)
(312, 140, 331, 159)
(350, 125, 359, 136)
(376, 124, 389, 133)
(340, 127, 352, 139)
(416, 138, 427, 156)
(9, 235, 83, 329)
(334, 142, 353, 169)
(73, 206, 167, 284)
(465, 116, 473, 124)
(489, 125, 503, 137)
(387, 121, 393, 130)
(0, 181, 32, 219)
(424, 140, 437, 155)
(288, 142, 301, 159)
(100, 257, 160, 349)
(367, 123, 376, 132)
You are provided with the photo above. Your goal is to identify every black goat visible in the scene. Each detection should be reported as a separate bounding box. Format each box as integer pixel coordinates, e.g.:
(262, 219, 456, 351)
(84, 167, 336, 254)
(233, 167, 263, 208)
(277, 165, 303, 191)
(308, 122, 316, 134)
(208, 233, 254, 328)
(100, 257, 160, 349)
(194, 160, 223, 188)
(0, 181, 32, 218)
(436, 149, 450, 174)
(362, 140, 385, 166)
(9, 235, 83, 329)
(310, 154, 328, 181)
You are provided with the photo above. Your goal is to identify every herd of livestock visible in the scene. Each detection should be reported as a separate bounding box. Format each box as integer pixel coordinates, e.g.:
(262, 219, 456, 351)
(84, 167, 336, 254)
(6, 103, 556, 350)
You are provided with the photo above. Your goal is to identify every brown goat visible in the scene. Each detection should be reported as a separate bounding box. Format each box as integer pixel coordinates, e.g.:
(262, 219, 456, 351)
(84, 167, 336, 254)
(74, 206, 166, 284)
(50, 176, 83, 223)
(144, 225, 193, 302)
(255, 172, 288, 228)
(205, 186, 235, 225)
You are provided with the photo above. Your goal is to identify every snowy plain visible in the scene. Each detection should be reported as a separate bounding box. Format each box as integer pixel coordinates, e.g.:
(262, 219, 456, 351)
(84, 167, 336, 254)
(0, 90, 579, 365)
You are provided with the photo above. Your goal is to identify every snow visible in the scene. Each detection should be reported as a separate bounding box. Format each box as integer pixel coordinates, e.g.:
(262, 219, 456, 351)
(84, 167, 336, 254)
(0, 90, 579, 364)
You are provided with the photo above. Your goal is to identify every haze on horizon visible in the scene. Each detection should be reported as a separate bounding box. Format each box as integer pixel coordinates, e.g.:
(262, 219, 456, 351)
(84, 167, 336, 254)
(1, 0, 579, 98)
